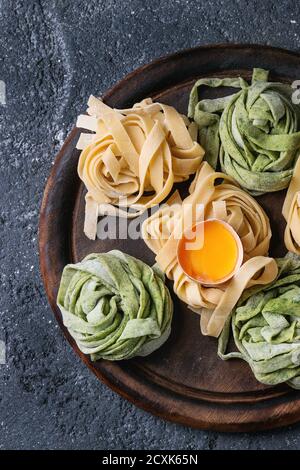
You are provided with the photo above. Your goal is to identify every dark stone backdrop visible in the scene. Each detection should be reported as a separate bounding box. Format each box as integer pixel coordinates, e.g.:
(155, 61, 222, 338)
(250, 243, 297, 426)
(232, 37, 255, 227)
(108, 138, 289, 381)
(1, 0, 300, 450)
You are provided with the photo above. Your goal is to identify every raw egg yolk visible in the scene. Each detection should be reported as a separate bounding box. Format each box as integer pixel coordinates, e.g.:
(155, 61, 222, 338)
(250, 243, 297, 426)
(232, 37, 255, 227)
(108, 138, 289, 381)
(178, 220, 239, 284)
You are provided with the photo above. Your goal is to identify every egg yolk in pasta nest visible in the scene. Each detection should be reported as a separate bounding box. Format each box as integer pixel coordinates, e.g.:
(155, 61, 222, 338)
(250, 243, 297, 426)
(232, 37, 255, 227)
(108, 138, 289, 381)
(177, 219, 243, 285)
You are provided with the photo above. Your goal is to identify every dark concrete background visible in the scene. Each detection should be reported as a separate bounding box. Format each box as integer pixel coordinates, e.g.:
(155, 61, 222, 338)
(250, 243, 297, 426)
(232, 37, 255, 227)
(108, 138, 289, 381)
(1, 0, 300, 450)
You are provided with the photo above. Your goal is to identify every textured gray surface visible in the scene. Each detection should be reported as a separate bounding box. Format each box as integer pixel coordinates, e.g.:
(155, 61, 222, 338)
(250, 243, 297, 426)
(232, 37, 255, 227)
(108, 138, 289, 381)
(1, 0, 300, 450)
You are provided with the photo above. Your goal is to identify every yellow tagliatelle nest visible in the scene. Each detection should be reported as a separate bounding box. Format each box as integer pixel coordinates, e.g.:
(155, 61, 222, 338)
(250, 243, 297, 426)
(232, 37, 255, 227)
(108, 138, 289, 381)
(283, 156, 300, 255)
(76, 96, 204, 239)
(142, 162, 278, 337)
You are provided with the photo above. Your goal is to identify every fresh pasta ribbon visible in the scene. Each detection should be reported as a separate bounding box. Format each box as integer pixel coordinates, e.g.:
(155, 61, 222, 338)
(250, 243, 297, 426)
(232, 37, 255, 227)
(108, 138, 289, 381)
(218, 252, 300, 389)
(199, 256, 278, 337)
(76, 96, 204, 239)
(283, 155, 300, 254)
(188, 68, 300, 194)
(57, 250, 173, 361)
(142, 162, 277, 337)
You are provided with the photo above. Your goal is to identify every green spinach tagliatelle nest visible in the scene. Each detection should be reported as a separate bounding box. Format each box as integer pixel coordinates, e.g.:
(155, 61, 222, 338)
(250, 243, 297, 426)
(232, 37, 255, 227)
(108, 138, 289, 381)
(219, 252, 300, 389)
(57, 251, 173, 361)
(189, 68, 300, 194)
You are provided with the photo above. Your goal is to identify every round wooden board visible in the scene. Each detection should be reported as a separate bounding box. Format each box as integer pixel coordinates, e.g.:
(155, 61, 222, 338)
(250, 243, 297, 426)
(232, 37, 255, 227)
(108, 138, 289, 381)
(39, 44, 300, 432)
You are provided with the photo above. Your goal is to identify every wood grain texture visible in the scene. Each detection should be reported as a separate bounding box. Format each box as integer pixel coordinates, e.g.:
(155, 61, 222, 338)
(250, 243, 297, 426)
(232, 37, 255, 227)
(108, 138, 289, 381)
(39, 44, 300, 431)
